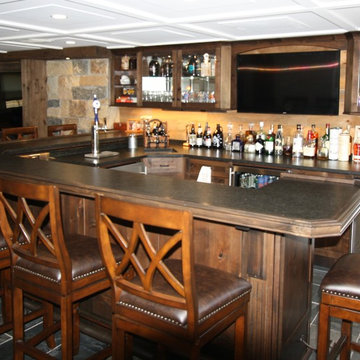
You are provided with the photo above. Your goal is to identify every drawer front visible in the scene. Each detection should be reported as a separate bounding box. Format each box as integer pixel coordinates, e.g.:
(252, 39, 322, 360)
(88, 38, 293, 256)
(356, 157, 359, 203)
(143, 157, 184, 174)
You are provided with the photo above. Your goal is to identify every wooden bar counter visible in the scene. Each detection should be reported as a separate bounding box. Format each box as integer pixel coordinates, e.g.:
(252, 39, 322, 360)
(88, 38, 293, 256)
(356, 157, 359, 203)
(1, 137, 360, 359)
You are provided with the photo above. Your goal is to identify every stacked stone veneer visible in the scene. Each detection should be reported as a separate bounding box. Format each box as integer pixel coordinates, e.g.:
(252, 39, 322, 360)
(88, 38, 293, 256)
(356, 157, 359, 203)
(46, 58, 110, 133)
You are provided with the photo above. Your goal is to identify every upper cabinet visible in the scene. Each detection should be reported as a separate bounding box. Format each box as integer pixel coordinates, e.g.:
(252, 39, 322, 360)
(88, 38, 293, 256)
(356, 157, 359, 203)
(110, 43, 231, 111)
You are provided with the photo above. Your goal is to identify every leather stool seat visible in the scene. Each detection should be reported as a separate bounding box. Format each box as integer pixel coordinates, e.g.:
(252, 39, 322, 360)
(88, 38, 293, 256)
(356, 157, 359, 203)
(15, 234, 122, 284)
(317, 253, 360, 359)
(118, 259, 251, 328)
(321, 253, 360, 299)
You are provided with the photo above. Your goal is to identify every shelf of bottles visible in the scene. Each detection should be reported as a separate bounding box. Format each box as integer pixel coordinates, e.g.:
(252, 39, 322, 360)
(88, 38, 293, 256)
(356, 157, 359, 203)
(181, 53, 216, 104)
(114, 55, 138, 104)
(142, 55, 173, 103)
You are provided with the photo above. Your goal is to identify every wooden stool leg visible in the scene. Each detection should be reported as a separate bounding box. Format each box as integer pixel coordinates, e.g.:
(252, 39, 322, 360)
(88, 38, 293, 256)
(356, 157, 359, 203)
(43, 301, 56, 349)
(113, 316, 126, 360)
(234, 313, 246, 360)
(60, 296, 73, 360)
(1, 268, 12, 325)
(72, 303, 80, 355)
(340, 320, 351, 360)
(13, 286, 24, 360)
(317, 303, 331, 360)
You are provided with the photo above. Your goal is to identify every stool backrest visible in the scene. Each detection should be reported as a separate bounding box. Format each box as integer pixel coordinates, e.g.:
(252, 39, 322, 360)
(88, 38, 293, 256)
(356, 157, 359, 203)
(1, 126, 38, 141)
(95, 196, 196, 321)
(0, 177, 71, 288)
(47, 124, 77, 137)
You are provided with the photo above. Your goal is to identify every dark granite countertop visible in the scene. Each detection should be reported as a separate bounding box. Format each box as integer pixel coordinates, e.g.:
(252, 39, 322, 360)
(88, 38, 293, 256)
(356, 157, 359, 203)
(0, 153, 359, 239)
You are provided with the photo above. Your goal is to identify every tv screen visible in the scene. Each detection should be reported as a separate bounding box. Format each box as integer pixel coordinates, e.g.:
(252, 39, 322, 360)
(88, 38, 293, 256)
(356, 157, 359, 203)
(237, 50, 340, 115)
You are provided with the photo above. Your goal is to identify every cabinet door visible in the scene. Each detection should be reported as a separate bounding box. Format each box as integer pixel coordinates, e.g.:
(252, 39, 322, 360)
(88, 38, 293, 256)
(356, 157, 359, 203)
(141, 50, 176, 109)
(185, 158, 231, 185)
(111, 52, 139, 106)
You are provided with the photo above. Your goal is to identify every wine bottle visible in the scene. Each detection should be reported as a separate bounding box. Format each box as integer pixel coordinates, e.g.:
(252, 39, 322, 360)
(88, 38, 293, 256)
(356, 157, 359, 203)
(255, 121, 265, 155)
(212, 124, 223, 149)
(196, 123, 203, 148)
(149, 56, 160, 76)
(274, 124, 283, 156)
(264, 124, 275, 155)
(292, 124, 304, 158)
(204, 126, 212, 149)
(189, 123, 196, 148)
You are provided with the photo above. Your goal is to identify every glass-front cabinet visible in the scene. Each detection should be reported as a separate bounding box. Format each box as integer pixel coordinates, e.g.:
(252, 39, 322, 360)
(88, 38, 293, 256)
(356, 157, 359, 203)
(110, 43, 231, 111)
(181, 52, 216, 105)
(112, 52, 138, 105)
(141, 51, 174, 107)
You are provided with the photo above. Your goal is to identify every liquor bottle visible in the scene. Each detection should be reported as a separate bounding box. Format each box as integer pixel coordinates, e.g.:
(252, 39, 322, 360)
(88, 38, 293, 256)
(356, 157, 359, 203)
(317, 123, 330, 160)
(204, 126, 212, 149)
(149, 56, 160, 76)
(292, 124, 304, 158)
(244, 123, 256, 153)
(338, 126, 351, 162)
(329, 127, 342, 160)
(212, 124, 223, 149)
(311, 124, 319, 151)
(231, 134, 243, 152)
(264, 124, 275, 155)
(201, 53, 210, 77)
(224, 122, 233, 151)
(255, 121, 266, 155)
(188, 55, 197, 76)
(189, 123, 196, 148)
(353, 125, 360, 163)
(303, 129, 316, 158)
(196, 123, 203, 148)
(160, 55, 173, 77)
(274, 124, 284, 156)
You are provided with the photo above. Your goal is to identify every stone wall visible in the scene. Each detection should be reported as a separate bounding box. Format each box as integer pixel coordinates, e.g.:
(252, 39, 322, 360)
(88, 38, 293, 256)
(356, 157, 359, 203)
(46, 58, 119, 134)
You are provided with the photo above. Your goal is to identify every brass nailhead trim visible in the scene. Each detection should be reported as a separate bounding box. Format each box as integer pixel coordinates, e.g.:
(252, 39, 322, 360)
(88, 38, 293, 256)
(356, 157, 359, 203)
(322, 289, 360, 300)
(119, 289, 251, 327)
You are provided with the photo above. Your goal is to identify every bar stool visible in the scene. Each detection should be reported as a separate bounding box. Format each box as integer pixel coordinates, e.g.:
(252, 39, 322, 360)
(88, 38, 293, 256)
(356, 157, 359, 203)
(0, 176, 122, 359)
(96, 195, 252, 359)
(317, 253, 360, 359)
(1, 126, 38, 141)
(0, 201, 52, 336)
(47, 124, 77, 137)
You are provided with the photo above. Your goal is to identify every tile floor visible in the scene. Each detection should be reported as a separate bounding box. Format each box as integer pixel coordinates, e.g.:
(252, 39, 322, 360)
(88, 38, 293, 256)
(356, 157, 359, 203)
(0, 266, 359, 359)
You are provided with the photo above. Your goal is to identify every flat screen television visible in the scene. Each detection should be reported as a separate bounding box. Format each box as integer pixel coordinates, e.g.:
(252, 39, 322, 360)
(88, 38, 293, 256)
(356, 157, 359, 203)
(237, 50, 340, 115)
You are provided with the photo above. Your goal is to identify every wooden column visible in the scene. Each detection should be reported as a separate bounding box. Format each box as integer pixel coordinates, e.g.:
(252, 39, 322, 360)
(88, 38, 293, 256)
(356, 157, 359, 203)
(21, 59, 47, 137)
(344, 32, 360, 113)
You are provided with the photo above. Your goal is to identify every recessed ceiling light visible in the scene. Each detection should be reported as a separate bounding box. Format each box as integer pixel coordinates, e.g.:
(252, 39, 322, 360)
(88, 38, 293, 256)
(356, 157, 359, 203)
(51, 14, 67, 20)
(66, 40, 76, 45)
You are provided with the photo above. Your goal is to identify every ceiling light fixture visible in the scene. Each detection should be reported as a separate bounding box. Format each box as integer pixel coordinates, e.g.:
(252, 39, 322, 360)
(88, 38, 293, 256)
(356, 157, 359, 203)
(51, 14, 67, 20)
(66, 40, 76, 45)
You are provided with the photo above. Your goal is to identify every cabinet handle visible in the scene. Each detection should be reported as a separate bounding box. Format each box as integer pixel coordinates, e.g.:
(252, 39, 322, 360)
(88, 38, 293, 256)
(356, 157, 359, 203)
(235, 225, 250, 232)
(229, 167, 234, 186)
